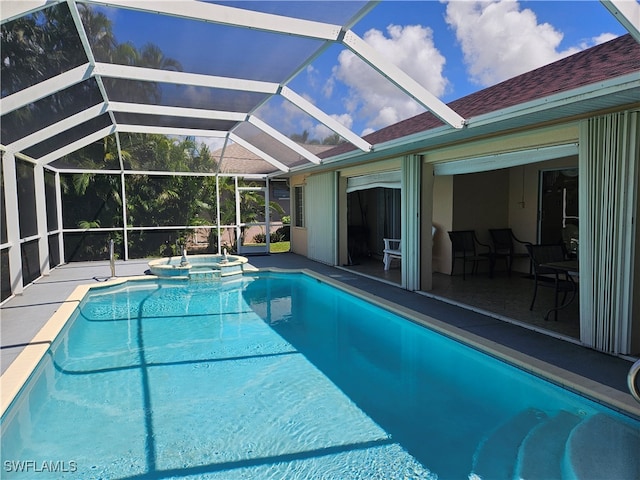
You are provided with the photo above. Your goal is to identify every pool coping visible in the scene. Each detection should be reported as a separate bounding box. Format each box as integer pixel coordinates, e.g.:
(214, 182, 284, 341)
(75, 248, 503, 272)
(2, 269, 640, 421)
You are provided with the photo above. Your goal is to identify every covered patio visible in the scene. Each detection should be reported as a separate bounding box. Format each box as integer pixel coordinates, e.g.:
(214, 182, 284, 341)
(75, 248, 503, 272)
(343, 255, 580, 340)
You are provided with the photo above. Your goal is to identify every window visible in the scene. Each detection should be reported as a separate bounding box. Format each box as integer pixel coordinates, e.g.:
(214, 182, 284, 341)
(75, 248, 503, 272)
(294, 186, 304, 227)
(272, 183, 289, 200)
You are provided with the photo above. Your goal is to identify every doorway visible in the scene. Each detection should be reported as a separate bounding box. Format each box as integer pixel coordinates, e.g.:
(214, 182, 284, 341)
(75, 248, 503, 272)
(538, 168, 579, 255)
(346, 187, 401, 265)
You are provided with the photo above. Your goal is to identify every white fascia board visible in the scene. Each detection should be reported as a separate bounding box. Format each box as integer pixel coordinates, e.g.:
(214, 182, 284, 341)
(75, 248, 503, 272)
(248, 116, 321, 165)
(117, 125, 229, 138)
(109, 102, 246, 122)
(341, 30, 466, 130)
(280, 86, 372, 152)
(37, 125, 116, 165)
(468, 71, 640, 128)
(433, 144, 579, 176)
(229, 133, 289, 172)
(0, 0, 60, 23)
(6, 103, 108, 153)
(0, 63, 93, 115)
(601, 0, 640, 43)
(94, 62, 279, 94)
(87, 0, 342, 41)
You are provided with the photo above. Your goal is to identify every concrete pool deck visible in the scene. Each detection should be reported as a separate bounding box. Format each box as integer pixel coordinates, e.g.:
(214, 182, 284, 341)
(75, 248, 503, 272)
(1, 253, 639, 419)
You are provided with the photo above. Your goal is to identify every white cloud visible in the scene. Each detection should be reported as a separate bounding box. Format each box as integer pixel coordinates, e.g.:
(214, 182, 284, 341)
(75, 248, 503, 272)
(305, 64, 320, 89)
(444, 0, 584, 87)
(330, 24, 449, 133)
(591, 32, 618, 46)
(311, 113, 354, 141)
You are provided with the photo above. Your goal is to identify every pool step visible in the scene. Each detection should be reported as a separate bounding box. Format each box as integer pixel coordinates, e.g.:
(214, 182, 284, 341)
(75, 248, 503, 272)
(471, 409, 640, 480)
(565, 413, 640, 480)
(515, 410, 582, 480)
(470, 407, 548, 479)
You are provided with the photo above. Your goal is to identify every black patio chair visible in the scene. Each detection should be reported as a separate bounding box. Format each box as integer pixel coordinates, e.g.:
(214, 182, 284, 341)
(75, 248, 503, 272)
(448, 230, 494, 280)
(489, 228, 531, 276)
(525, 243, 575, 320)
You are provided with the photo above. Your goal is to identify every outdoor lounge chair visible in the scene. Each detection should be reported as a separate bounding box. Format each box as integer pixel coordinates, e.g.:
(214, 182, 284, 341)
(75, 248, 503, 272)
(383, 238, 401, 270)
(448, 230, 493, 280)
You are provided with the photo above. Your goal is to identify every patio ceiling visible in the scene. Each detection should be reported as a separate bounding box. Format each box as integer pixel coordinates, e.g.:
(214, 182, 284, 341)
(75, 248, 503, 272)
(1, 1, 638, 177)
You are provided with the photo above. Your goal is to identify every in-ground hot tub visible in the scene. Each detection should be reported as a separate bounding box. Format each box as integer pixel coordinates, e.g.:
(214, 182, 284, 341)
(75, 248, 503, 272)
(148, 253, 254, 280)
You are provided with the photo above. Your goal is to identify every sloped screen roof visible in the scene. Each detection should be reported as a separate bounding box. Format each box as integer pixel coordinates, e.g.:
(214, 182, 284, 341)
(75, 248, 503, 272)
(1, 0, 470, 176)
(1, 1, 638, 177)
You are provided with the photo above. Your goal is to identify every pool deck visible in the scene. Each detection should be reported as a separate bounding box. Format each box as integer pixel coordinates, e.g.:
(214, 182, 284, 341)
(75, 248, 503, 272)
(2, 253, 639, 418)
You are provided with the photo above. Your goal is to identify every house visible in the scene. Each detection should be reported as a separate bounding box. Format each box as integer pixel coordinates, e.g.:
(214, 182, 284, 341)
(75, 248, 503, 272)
(286, 34, 640, 355)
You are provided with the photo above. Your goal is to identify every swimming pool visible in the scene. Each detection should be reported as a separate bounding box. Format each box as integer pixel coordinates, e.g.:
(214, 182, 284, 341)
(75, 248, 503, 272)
(2, 272, 639, 479)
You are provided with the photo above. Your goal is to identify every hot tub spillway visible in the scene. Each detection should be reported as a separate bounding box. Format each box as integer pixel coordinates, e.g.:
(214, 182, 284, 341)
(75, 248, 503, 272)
(148, 253, 254, 280)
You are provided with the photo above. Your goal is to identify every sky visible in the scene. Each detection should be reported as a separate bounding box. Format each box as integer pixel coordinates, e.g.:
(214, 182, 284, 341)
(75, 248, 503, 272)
(100, 0, 631, 147)
(286, 0, 629, 139)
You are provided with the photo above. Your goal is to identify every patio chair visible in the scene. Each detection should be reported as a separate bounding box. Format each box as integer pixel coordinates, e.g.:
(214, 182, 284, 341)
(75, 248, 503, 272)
(383, 238, 401, 270)
(489, 228, 531, 276)
(448, 230, 494, 280)
(525, 243, 575, 320)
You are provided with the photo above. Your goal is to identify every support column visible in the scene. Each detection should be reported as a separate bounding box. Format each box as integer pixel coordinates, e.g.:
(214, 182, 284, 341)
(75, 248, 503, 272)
(2, 152, 23, 295)
(121, 171, 129, 260)
(34, 164, 50, 276)
(54, 172, 64, 263)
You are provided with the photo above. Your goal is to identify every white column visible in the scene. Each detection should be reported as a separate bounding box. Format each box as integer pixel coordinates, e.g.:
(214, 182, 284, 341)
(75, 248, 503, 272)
(54, 171, 65, 263)
(265, 178, 271, 253)
(34, 164, 50, 275)
(215, 175, 222, 254)
(2, 152, 23, 295)
(121, 172, 129, 260)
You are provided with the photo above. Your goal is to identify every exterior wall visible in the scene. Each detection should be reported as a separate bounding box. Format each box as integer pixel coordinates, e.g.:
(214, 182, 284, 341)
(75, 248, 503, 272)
(289, 173, 308, 257)
(420, 162, 434, 290)
(432, 176, 453, 274)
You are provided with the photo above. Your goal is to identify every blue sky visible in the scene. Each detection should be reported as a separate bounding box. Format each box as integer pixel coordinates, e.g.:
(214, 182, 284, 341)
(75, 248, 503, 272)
(286, 0, 629, 138)
(100, 0, 630, 144)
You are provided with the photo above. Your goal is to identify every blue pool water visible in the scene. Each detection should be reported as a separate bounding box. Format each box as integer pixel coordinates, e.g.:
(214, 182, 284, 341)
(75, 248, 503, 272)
(2, 273, 639, 479)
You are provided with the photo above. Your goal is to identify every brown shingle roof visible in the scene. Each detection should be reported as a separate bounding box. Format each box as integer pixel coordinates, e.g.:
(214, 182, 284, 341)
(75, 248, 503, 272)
(321, 34, 639, 158)
(215, 141, 335, 174)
